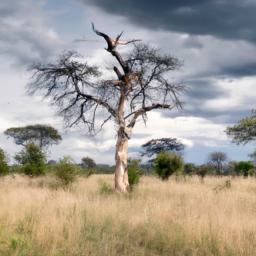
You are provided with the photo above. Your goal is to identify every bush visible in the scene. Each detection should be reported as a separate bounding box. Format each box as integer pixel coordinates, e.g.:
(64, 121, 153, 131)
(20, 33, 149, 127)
(196, 164, 214, 180)
(153, 151, 184, 180)
(15, 143, 46, 176)
(235, 161, 254, 177)
(128, 159, 141, 189)
(55, 157, 79, 186)
(0, 148, 9, 175)
(183, 163, 197, 175)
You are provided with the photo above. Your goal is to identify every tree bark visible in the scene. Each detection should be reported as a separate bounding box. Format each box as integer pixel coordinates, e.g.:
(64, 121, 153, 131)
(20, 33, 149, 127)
(114, 129, 129, 193)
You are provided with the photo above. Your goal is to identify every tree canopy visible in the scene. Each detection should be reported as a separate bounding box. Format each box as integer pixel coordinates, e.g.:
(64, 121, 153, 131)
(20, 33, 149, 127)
(4, 124, 62, 149)
(141, 138, 184, 157)
(226, 110, 256, 144)
(208, 151, 227, 175)
(81, 156, 96, 168)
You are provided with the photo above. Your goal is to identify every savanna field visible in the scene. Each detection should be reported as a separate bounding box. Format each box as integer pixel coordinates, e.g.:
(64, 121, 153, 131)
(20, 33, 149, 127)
(1, 174, 256, 256)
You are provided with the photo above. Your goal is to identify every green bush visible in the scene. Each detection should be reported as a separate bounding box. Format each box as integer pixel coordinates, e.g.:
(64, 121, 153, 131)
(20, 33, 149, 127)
(183, 163, 197, 175)
(235, 161, 254, 177)
(153, 151, 184, 180)
(128, 159, 141, 189)
(22, 163, 46, 176)
(14, 143, 46, 176)
(55, 157, 79, 186)
(0, 148, 9, 175)
(196, 164, 214, 180)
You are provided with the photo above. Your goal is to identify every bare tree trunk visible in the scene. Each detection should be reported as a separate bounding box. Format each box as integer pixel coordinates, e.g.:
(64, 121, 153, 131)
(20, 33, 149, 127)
(115, 128, 129, 193)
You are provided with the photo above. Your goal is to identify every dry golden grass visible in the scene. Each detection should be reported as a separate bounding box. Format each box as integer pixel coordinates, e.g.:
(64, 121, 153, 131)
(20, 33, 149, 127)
(0, 174, 256, 255)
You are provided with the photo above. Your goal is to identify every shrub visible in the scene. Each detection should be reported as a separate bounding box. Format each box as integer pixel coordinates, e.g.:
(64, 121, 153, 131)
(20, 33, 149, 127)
(128, 159, 141, 189)
(235, 161, 254, 177)
(183, 163, 197, 175)
(196, 164, 214, 180)
(0, 148, 9, 175)
(15, 143, 46, 176)
(153, 151, 184, 180)
(55, 157, 79, 186)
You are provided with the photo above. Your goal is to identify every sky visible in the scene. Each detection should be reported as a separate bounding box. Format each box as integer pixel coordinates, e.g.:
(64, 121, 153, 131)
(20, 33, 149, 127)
(0, 0, 256, 165)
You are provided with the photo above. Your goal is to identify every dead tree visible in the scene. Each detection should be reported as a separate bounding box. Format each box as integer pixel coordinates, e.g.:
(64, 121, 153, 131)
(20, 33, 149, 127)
(28, 24, 184, 192)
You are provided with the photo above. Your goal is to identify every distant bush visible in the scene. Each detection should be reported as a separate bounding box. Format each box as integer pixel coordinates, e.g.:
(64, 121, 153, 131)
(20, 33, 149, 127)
(55, 157, 79, 187)
(15, 143, 46, 176)
(128, 159, 141, 189)
(235, 161, 254, 177)
(196, 164, 214, 180)
(0, 148, 9, 175)
(153, 151, 184, 180)
(183, 163, 197, 175)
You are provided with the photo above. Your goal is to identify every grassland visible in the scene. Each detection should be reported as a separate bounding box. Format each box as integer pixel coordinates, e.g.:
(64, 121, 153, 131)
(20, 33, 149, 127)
(0, 174, 256, 255)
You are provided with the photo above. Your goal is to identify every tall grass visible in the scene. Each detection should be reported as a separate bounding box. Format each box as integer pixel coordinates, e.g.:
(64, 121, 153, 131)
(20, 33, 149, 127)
(0, 175, 256, 255)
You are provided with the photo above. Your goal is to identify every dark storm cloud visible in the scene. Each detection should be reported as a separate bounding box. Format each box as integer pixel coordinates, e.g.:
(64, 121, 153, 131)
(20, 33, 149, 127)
(161, 78, 250, 124)
(221, 63, 256, 77)
(185, 79, 230, 100)
(82, 0, 256, 43)
(0, 0, 62, 66)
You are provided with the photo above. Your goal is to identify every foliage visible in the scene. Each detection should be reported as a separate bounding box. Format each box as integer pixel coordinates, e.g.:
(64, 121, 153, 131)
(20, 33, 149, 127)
(15, 143, 46, 176)
(226, 161, 239, 176)
(226, 110, 256, 144)
(5, 124, 62, 149)
(128, 159, 141, 189)
(208, 151, 227, 175)
(183, 163, 197, 175)
(81, 156, 96, 169)
(196, 164, 214, 179)
(235, 161, 254, 177)
(0, 148, 9, 175)
(141, 138, 184, 157)
(153, 151, 184, 180)
(55, 157, 79, 186)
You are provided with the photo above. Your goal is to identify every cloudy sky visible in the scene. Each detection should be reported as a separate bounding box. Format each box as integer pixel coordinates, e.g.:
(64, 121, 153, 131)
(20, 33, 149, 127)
(1, 0, 256, 165)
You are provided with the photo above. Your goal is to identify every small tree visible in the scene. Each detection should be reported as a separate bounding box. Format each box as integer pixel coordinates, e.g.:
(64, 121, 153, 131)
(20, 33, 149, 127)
(15, 143, 46, 176)
(153, 151, 184, 180)
(141, 137, 184, 157)
(208, 151, 227, 175)
(81, 156, 96, 169)
(28, 24, 184, 192)
(5, 124, 62, 149)
(0, 148, 9, 175)
(128, 159, 141, 189)
(55, 157, 79, 187)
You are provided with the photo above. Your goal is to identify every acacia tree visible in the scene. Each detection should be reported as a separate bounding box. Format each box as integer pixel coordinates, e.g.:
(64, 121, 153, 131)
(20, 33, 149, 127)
(226, 110, 256, 144)
(28, 24, 184, 192)
(142, 138, 184, 157)
(4, 124, 62, 149)
(81, 156, 96, 169)
(208, 151, 227, 175)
